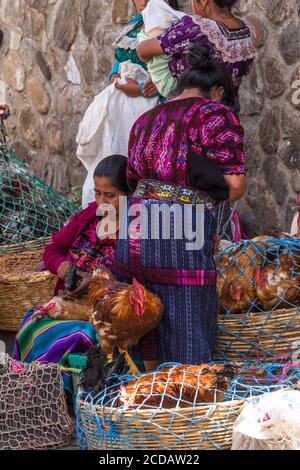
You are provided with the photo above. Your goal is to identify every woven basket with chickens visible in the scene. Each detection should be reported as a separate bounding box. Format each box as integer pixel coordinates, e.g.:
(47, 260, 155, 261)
(76, 356, 300, 451)
(216, 237, 300, 363)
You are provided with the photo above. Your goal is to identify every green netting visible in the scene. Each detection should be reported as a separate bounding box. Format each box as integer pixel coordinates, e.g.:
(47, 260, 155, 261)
(0, 124, 77, 253)
(76, 362, 300, 451)
(216, 238, 300, 362)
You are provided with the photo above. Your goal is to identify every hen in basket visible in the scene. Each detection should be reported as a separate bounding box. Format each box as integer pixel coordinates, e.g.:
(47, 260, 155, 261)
(217, 238, 266, 312)
(255, 252, 300, 310)
(119, 363, 238, 408)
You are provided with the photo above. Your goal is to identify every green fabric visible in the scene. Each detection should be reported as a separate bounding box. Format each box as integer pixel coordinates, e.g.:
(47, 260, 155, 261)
(114, 17, 147, 72)
(138, 29, 178, 98)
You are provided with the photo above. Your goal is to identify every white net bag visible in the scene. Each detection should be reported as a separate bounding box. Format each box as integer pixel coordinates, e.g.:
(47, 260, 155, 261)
(0, 354, 74, 450)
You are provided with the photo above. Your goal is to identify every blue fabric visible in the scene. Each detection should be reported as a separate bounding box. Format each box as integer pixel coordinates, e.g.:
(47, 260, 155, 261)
(114, 198, 218, 363)
(109, 61, 121, 81)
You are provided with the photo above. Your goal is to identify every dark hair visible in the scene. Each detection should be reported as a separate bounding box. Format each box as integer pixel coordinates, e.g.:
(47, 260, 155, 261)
(94, 155, 130, 194)
(178, 43, 235, 106)
(214, 0, 237, 7)
(168, 0, 180, 9)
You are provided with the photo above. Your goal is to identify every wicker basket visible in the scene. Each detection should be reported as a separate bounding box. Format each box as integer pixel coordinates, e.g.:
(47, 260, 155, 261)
(216, 307, 300, 363)
(77, 398, 245, 450)
(0, 250, 57, 331)
(0, 237, 52, 256)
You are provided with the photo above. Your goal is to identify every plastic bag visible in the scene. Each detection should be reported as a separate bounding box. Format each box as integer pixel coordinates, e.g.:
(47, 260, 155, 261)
(76, 61, 159, 208)
(142, 0, 185, 36)
(232, 390, 300, 450)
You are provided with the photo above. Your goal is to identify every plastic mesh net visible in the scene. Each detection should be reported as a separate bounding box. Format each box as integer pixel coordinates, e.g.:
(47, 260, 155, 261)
(216, 238, 300, 362)
(0, 121, 77, 253)
(76, 361, 300, 450)
(0, 354, 74, 450)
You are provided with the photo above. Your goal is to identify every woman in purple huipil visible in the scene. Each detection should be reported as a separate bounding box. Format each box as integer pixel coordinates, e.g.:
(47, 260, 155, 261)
(114, 44, 247, 371)
(137, 0, 255, 105)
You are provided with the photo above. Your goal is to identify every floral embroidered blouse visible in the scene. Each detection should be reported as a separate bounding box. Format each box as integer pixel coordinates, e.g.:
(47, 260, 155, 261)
(158, 15, 255, 95)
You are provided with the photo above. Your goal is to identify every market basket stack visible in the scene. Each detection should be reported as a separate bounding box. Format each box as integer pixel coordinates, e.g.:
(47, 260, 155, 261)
(0, 250, 57, 331)
(215, 237, 300, 363)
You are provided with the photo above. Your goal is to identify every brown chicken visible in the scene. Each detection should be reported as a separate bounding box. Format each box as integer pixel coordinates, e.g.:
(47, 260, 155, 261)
(45, 267, 164, 375)
(217, 240, 264, 312)
(255, 253, 300, 310)
(119, 363, 238, 408)
(88, 269, 164, 374)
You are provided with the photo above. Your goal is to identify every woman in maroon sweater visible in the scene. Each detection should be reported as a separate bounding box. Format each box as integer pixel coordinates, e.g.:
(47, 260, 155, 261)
(14, 156, 129, 394)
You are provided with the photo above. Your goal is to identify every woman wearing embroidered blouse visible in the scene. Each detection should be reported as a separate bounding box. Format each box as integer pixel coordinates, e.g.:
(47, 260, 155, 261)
(114, 44, 247, 371)
(137, 0, 255, 105)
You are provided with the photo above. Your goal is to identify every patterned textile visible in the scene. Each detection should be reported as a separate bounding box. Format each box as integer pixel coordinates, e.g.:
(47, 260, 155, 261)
(111, 15, 147, 77)
(114, 198, 218, 363)
(13, 309, 98, 394)
(14, 217, 117, 392)
(127, 97, 245, 191)
(158, 15, 255, 94)
(69, 217, 117, 272)
(133, 179, 216, 207)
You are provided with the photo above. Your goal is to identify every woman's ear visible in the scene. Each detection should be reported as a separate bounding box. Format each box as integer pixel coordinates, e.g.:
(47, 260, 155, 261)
(196, 0, 209, 15)
(211, 86, 225, 102)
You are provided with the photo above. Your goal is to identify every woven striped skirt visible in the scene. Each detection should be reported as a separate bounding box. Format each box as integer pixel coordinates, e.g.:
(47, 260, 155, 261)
(13, 309, 98, 393)
(113, 181, 218, 364)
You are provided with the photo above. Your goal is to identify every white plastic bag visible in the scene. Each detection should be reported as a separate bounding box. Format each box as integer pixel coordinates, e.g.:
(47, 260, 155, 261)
(142, 0, 185, 36)
(76, 61, 159, 208)
(232, 390, 300, 450)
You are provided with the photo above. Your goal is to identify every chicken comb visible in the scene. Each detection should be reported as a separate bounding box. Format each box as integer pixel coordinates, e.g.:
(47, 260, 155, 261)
(130, 278, 146, 316)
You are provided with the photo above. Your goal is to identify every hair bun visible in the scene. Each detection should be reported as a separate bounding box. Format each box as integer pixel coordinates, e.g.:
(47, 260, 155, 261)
(187, 44, 214, 70)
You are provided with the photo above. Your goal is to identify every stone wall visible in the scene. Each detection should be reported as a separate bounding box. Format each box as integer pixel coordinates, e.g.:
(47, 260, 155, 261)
(0, 0, 299, 235)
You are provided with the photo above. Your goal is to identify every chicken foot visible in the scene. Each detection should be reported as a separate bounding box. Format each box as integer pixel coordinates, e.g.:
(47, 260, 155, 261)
(119, 349, 141, 376)
(106, 353, 114, 364)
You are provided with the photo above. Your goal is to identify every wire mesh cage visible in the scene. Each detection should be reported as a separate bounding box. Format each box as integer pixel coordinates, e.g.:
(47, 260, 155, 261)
(76, 361, 300, 451)
(0, 127, 77, 254)
(216, 238, 300, 363)
(0, 354, 74, 450)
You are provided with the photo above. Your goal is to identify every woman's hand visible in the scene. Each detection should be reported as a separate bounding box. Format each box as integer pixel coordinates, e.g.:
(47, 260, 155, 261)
(142, 80, 159, 97)
(115, 78, 141, 97)
(0, 104, 10, 119)
(57, 261, 73, 280)
(67, 271, 93, 298)
(111, 73, 121, 83)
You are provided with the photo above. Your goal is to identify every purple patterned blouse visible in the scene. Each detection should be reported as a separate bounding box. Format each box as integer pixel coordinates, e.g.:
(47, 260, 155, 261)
(127, 97, 245, 192)
(69, 217, 117, 272)
(158, 15, 255, 95)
